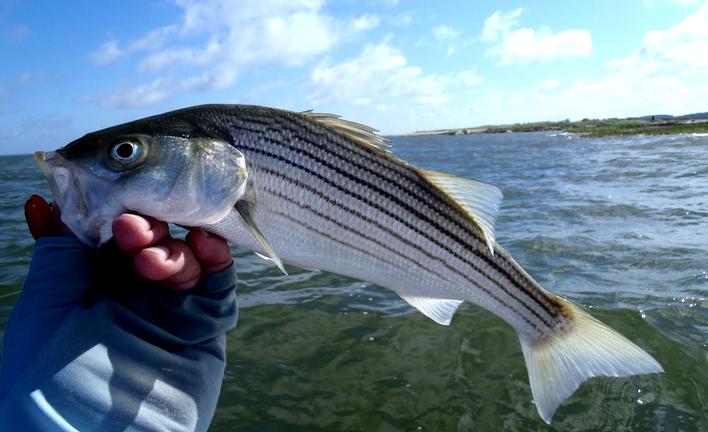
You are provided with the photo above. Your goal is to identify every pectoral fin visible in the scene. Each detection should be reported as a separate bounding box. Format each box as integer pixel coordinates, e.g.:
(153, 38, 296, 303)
(235, 201, 287, 275)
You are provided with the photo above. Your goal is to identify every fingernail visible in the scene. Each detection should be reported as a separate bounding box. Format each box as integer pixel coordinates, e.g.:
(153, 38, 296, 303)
(146, 245, 170, 260)
(139, 217, 152, 232)
(124, 213, 151, 232)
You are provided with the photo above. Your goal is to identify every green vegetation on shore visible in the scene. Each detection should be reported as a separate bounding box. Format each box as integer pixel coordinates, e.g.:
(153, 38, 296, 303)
(569, 119, 708, 136)
(412, 116, 708, 137)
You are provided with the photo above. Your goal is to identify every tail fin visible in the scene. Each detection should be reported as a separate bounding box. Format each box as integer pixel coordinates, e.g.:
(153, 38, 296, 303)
(519, 298, 663, 423)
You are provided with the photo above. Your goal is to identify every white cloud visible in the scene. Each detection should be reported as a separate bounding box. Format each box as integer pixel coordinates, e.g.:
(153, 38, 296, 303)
(669, 0, 700, 5)
(390, 12, 413, 27)
(432, 24, 461, 57)
(568, 1, 708, 115)
(432, 24, 460, 41)
(100, 78, 175, 108)
(338, 3, 708, 135)
(543, 79, 559, 89)
(90, 26, 178, 65)
(135, 1, 349, 71)
(91, 41, 123, 65)
(482, 8, 522, 42)
(482, 9, 591, 65)
(457, 3, 708, 126)
(630, 2, 708, 68)
(98, 67, 238, 108)
(308, 38, 482, 109)
(0, 71, 51, 101)
(91, 0, 378, 107)
(330, 3, 706, 133)
(106, 0, 377, 69)
(459, 70, 484, 87)
(350, 14, 380, 32)
(490, 28, 591, 65)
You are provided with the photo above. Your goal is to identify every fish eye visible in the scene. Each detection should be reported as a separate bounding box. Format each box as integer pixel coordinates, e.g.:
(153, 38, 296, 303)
(110, 140, 143, 166)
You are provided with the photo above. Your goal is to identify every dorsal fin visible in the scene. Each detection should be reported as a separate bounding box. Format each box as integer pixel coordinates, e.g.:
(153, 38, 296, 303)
(418, 169, 503, 254)
(301, 111, 390, 153)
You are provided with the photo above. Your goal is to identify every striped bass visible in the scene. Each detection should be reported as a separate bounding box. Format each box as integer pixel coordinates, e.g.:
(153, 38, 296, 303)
(35, 104, 663, 423)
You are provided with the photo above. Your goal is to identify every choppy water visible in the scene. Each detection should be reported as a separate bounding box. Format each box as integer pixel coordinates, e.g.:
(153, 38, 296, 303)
(1, 132, 707, 431)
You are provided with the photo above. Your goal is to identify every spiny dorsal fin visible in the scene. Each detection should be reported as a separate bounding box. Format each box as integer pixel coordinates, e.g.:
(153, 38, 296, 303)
(301, 111, 390, 153)
(400, 295, 464, 325)
(235, 200, 288, 275)
(419, 169, 503, 254)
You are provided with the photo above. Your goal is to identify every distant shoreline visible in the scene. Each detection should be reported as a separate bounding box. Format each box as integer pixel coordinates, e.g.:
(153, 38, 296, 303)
(406, 117, 708, 137)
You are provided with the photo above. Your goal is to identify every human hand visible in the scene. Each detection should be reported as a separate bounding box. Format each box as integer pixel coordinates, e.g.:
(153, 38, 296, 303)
(112, 214, 233, 291)
(24, 195, 233, 291)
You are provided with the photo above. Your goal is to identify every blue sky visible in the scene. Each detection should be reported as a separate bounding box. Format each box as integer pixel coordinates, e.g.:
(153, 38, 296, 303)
(2, 0, 707, 155)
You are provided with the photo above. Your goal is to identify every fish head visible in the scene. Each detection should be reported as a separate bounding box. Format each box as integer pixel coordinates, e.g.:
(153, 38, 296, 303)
(36, 116, 248, 247)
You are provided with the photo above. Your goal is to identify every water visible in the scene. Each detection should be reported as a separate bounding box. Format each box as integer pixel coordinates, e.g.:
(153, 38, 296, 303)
(1, 132, 707, 430)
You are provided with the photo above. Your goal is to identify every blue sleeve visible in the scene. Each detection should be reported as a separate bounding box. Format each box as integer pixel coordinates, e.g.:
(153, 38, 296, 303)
(0, 236, 94, 399)
(0, 236, 238, 432)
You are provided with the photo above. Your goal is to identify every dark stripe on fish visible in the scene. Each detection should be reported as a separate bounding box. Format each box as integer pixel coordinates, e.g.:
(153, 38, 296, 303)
(255, 164, 546, 333)
(269, 208, 403, 275)
(262, 184, 452, 285)
(239, 140, 558, 329)
(284, 114, 562, 319)
(229, 115, 561, 323)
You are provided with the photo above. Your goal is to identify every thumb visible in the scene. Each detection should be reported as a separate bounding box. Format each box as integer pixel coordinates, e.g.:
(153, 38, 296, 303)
(24, 194, 59, 239)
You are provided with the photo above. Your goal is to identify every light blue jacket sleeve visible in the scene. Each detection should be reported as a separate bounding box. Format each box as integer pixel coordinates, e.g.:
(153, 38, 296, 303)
(0, 236, 238, 432)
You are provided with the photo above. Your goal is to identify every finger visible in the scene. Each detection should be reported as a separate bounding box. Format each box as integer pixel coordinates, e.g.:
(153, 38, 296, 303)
(112, 214, 169, 253)
(156, 239, 204, 290)
(25, 195, 56, 239)
(133, 238, 202, 290)
(186, 229, 233, 274)
(49, 203, 75, 237)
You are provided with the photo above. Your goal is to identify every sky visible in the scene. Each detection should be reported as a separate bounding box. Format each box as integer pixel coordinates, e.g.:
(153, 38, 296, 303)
(1, 0, 708, 155)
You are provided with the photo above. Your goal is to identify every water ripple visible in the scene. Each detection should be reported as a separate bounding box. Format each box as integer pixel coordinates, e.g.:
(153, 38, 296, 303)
(2, 132, 707, 430)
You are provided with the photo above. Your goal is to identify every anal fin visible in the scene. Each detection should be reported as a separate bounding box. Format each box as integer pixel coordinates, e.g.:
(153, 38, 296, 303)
(400, 295, 464, 325)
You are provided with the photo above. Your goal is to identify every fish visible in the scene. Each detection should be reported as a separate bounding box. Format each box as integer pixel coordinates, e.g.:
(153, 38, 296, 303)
(34, 104, 663, 423)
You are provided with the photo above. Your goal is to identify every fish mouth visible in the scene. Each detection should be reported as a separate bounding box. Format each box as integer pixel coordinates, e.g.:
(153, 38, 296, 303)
(34, 151, 82, 216)
(34, 150, 120, 247)
(34, 151, 82, 217)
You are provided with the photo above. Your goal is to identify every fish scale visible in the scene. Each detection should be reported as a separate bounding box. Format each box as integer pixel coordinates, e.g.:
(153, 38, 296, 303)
(228, 113, 560, 333)
(35, 103, 664, 423)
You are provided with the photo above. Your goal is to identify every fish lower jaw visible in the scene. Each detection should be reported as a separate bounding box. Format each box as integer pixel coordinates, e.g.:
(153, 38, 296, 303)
(63, 206, 125, 248)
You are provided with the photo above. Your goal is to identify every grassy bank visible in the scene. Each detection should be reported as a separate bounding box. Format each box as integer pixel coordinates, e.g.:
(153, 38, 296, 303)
(414, 118, 708, 137)
(570, 120, 708, 136)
